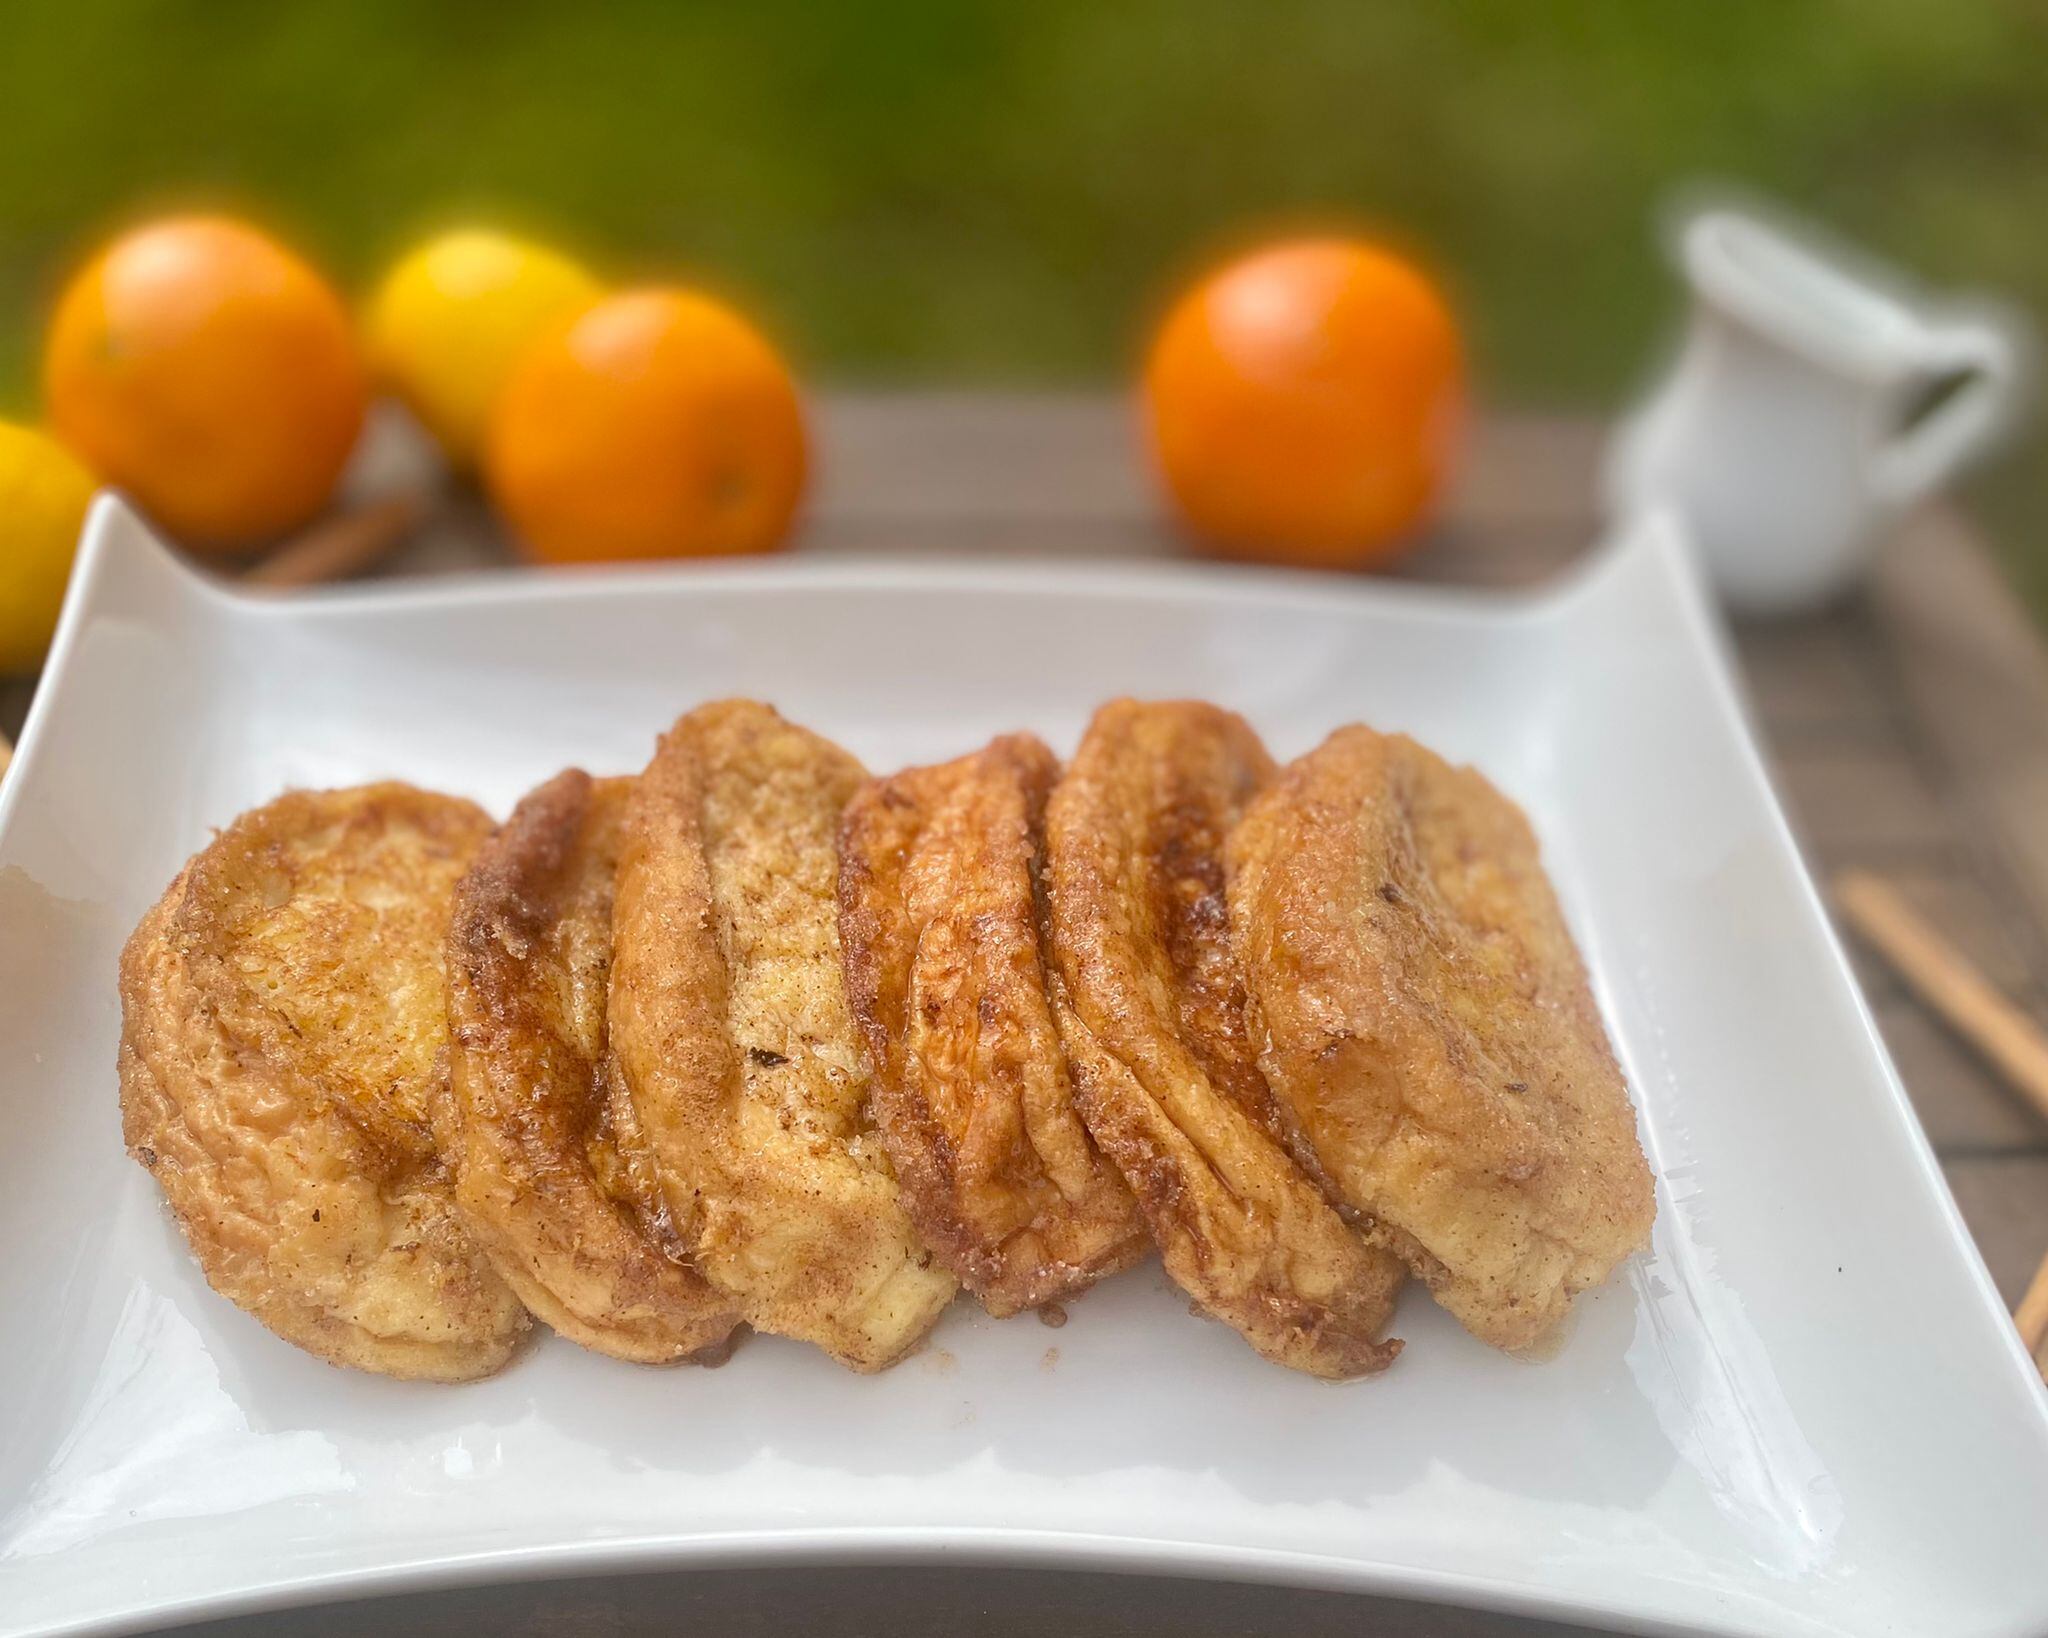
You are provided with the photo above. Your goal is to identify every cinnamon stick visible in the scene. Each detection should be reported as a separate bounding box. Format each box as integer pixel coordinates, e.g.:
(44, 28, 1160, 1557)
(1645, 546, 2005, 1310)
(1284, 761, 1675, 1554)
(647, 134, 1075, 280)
(242, 490, 430, 589)
(1834, 869, 2048, 1126)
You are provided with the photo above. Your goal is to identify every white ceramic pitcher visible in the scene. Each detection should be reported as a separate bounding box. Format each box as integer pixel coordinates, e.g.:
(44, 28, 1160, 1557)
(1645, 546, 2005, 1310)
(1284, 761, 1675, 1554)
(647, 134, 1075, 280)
(1607, 204, 2025, 613)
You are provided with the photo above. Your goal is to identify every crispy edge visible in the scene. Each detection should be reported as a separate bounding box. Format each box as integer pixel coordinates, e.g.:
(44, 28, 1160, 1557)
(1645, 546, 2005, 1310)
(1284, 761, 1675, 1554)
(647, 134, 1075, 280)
(839, 734, 1144, 1316)
(1044, 700, 1403, 1379)
(1228, 726, 1657, 1350)
(609, 699, 957, 1371)
(118, 784, 528, 1382)
(442, 769, 740, 1363)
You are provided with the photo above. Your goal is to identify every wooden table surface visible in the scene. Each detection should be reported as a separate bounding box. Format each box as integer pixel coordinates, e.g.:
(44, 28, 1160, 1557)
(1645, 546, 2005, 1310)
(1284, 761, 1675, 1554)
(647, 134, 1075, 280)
(11, 395, 2048, 1637)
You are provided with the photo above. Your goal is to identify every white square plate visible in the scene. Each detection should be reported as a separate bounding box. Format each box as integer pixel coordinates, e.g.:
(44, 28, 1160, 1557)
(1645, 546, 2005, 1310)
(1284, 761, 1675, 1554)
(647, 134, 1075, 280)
(4, 499, 2047, 1638)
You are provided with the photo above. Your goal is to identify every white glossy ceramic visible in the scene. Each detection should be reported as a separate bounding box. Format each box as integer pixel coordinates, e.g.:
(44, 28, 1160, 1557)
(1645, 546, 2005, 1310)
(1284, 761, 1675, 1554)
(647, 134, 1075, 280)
(4, 499, 2047, 1638)
(1607, 203, 2025, 614)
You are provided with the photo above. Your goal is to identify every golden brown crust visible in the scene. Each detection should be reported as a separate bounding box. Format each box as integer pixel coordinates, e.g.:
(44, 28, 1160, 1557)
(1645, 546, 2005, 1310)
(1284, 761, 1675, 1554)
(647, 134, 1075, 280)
(608, 700, 957, 1370)
(838, 734, 1145, 1316)
(1227, 727, 1656, 1351)
(118, 784, 528, 1381)
(441, 770, 741, 1363)
(1043, 700, 1403, 1379)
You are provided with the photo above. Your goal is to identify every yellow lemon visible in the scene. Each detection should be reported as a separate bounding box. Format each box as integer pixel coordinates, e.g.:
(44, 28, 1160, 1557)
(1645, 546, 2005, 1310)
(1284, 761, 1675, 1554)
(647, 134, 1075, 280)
(0, 422, 96, 673)
(365, 229, 603, 469)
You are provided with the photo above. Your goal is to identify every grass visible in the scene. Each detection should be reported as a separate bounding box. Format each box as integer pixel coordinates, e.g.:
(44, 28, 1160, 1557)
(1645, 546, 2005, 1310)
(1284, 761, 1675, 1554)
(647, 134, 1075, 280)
(2, 0, 2044, 597)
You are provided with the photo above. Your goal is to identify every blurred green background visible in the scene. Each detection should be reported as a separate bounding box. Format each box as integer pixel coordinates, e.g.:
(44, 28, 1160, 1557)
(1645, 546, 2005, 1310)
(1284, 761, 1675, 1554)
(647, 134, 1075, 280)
(2, 0, 2043, 597)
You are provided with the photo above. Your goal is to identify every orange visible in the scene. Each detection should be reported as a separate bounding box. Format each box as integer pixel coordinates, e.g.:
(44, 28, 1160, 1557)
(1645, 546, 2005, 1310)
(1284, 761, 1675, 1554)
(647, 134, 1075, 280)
(43, 216, 366, 552)
(486, 288, 806, 564)
(1143, 237, 1463, 567)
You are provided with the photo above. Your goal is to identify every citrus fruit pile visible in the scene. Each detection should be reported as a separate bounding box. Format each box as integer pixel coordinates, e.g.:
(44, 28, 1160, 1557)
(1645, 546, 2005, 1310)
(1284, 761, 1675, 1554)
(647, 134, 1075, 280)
(0, 210, 1463, 675)
(0, 216, 812, 671)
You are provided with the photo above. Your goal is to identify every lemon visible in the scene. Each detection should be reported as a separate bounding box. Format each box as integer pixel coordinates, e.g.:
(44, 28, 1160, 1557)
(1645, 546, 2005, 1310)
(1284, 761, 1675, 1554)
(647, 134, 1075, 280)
(0, 422, 96, 673)
(365, 229, 603, 469)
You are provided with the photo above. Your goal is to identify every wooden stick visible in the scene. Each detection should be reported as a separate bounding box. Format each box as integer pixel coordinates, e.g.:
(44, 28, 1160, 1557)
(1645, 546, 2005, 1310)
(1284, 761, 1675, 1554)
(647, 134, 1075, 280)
(1833, 869, 2048, 1364)
(2015, 1254, 2048, 1357)
(241, 489, 430, 590)
(0, 730, 11, 782)
(1834, 869, 2048, 1126)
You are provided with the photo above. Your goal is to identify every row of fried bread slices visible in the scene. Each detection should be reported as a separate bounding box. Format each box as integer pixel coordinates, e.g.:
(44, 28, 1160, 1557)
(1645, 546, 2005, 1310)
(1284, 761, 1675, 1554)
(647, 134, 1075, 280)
(118, 699, 1655, 1382)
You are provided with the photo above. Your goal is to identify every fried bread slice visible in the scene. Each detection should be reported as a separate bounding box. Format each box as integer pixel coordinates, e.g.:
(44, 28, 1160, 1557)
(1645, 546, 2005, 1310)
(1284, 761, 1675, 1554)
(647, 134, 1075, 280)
(839, 734, 1144, 1316)
(609, 700, 957, 1370)
(442, 770, 741, 1363)
(1043, 700, 1403, 1378)
(1227, 727, 1656, 1351)
(118, 784, 527, 1381)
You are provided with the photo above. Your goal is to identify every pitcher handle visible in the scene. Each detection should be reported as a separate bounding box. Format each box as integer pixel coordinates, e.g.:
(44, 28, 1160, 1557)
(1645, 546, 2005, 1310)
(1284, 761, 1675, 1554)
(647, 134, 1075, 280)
(1871, 315, 2024, 506)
